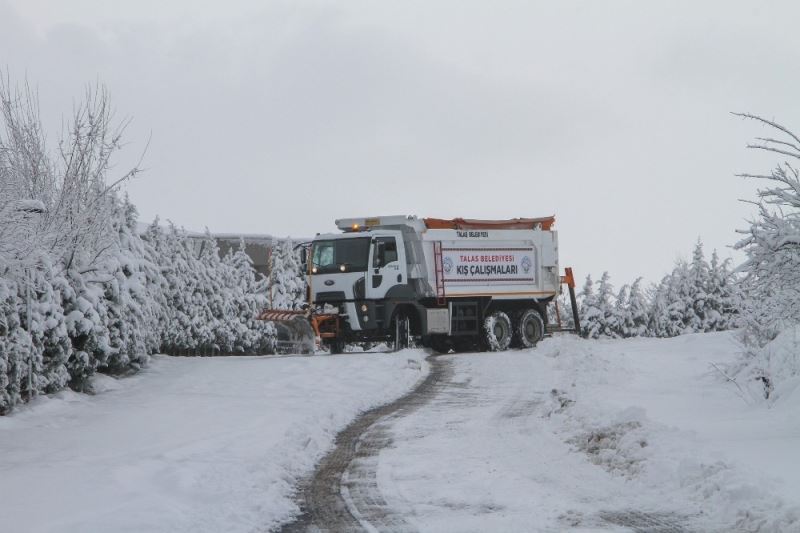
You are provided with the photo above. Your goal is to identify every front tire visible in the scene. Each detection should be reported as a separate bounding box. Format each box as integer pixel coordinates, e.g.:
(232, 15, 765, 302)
(516, 308, 544, 348)
(482, 310, 513, 352)
(392, 313, 411, 351)
(327, 339, 346, 354)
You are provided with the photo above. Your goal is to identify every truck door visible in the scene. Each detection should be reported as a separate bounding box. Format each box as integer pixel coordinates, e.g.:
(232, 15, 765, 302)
(366, 233, 407, 300)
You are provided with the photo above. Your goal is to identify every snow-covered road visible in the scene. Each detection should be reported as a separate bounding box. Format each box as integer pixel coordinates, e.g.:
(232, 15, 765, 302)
(0, 351, 428, 533)
(3, 333, 799, 533)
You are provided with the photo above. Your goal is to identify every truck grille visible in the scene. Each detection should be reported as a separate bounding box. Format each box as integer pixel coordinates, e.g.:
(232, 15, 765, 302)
(314, 291, 346, 303)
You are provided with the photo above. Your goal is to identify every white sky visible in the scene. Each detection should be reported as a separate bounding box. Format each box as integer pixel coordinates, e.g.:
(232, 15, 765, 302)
(3, 0, 799, 285)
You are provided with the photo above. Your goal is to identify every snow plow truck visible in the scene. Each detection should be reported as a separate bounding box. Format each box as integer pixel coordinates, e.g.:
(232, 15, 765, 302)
(258, 215, 579, 354)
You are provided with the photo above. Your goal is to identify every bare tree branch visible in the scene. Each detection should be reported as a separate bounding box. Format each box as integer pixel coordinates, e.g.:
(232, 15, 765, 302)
(733, 112, 800, 148)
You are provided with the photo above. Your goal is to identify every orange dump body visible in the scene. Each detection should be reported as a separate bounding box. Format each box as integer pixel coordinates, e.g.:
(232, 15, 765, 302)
(423, 216, 555, 231)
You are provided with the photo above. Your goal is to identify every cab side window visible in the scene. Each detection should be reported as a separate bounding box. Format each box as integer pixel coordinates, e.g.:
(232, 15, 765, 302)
(373, 237, 398, 267)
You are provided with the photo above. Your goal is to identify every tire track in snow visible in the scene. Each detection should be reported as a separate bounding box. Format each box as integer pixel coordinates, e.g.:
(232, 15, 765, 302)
(278, 355, 451, 532)
(277, 351, 691, 532)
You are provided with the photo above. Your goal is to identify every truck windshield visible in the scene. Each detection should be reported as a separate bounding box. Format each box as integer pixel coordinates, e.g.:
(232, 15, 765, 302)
(311, 238, 370, 274)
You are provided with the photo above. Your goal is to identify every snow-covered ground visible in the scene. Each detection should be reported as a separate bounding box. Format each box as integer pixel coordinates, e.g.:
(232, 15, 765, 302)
(376, 332, 800, 532)
(3, 332, 798, 532)
(0, 350, 428, 533)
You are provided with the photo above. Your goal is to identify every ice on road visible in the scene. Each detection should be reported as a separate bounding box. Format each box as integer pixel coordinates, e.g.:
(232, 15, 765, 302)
(0, 350, 428, 533)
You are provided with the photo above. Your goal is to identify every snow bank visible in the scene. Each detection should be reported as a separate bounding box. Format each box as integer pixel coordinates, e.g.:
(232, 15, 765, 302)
(375, 334, 799, 531)
(537, 332, 800, 531)
(0, 350, 428, 533)
(751, 325, 800, 403)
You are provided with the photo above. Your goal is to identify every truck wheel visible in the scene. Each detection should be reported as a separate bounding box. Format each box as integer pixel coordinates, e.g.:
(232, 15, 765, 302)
(516, 308, 544, 348)
(483, 311, 513, 352)
(429, 336, 451, 354)
(453, 337, 480, 353)
(327, 339, 346, 355)
(392, 313, 411, 351)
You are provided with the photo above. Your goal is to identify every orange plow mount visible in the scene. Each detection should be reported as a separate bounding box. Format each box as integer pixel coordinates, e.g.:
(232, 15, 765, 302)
(548, 267, 582, 335)
(256, 308, 340, 352)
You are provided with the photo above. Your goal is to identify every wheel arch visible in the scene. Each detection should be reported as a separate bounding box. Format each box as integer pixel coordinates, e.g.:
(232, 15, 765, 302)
(388, 302, 422, 335)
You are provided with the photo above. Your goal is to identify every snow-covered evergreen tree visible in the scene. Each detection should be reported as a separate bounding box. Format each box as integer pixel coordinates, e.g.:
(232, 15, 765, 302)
(100, 198, 165, 370)
(647, 275, 671, 338)
(686, 240, 710, 332)
(705, 250, 738, 332)
(223, 240, 276, 354)
(580, 272, 618, 338)
(159, 223, 200, 353)
(674, 261, 693, 335)
(595, 272, 618, 338)
(626, 278, 649, 337)
(640, 246, 739, 339)
(195, 230, 228, 353)
(579, 275, 597, 338)
(0, 76, 281, 413)
(269, 238, 306, 311)
(612, 284, 632, 337)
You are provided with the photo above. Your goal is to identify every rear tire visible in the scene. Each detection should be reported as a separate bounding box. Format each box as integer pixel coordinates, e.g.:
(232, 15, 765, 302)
(482, 311, 513, 352)
(516, 308, 544, 348)
(429, 336, 451, 354)
(453, 337, 480, 353)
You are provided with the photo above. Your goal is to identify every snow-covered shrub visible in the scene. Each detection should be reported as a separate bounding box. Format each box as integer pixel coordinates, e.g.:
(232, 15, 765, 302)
(58, 268, 111, 390)
(0, 276, 27, 413)
(28, 263, 71, 394)
(734, 114, 800, 397)
(0, 77, 277, 413)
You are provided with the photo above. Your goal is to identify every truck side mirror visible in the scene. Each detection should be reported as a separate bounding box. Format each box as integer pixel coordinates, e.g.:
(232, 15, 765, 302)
(373, 241, 385, 268)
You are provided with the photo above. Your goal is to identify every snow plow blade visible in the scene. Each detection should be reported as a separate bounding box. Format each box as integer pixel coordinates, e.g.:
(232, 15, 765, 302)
(256, 309, 340, 353)
(257, 309, 308, 322)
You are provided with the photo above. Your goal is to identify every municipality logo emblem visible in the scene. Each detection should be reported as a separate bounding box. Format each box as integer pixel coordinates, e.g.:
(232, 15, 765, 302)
(443, 256, 453, 274)
(521, 255, 532, 273)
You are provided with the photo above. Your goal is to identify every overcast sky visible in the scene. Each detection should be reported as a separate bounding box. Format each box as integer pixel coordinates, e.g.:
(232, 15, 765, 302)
(3, 0, 799, 285)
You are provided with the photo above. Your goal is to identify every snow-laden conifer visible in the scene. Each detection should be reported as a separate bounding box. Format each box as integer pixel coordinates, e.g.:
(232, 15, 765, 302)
(612, 284, 632, 337)
(627, 278, 649, 337)
(269, 238, 306, 311)
(580, 273, 618, 339)
(686, 240, 711, 332)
